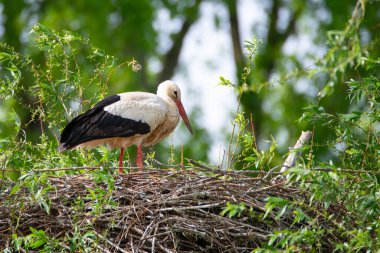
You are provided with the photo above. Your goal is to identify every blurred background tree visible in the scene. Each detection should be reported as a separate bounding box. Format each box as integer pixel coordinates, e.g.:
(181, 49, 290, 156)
(222, 0, 380, 167)
(1, 0, 379, 168)
(1, 0, 206, 165)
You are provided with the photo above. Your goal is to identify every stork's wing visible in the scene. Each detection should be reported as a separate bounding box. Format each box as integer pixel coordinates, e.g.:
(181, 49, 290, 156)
(58, 92, 167, 151)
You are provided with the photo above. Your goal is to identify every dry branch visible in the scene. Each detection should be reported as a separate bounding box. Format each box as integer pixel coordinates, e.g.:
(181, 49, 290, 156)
(280, 131, 312, 173)
(268, 131, 312, 184)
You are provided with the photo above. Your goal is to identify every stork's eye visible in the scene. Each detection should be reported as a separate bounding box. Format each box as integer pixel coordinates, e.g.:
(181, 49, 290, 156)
(173, 90, 178, 98)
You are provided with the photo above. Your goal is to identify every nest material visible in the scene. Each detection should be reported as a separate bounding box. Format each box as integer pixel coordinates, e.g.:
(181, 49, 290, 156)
(0, 169, 343, 252)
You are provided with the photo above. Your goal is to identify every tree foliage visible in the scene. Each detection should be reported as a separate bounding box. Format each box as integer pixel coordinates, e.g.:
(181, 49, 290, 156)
(220, 1, 380, 251)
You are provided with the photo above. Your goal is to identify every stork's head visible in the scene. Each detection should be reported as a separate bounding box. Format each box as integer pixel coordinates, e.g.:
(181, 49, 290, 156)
(157, 80, 193, 134)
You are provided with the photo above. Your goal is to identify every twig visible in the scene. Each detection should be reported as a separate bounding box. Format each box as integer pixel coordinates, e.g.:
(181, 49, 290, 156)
(138, 219, 156, 248)
(86, 238, 113, 253)
(93, 230, 131, 253)
(312, 167, 379, 174)
(197, 209, 268, 234)
(247, 181, 287, 193)
(138, 231, 171, 242)
(131, 227, 174, 253)
(149, 158, 192, 169)
(151, 225, 160, 253)
(0, 166, 122, 173)
(186, 159, 214, 170)
(181, 162, 285, 176)
(58, 242, 71, 251)
(180, 144, 184, 170)
(157, 202, 225, 212)
(249, 112, 258, 151)
(261, 165, 284, 180)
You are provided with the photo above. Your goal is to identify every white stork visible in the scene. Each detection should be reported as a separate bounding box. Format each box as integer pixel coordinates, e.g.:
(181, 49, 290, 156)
(58, 80, 193, 173)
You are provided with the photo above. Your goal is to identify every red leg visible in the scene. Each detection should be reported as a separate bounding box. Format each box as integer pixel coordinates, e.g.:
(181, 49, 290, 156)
(136, 145, 144, 171)
(118, 147, 124, 174)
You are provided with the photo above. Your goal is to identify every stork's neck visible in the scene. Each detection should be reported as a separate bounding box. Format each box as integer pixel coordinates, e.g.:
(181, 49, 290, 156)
(157, 93, 178, 117)
(159, 94, 176, 107)
(157, 87, 168, 98)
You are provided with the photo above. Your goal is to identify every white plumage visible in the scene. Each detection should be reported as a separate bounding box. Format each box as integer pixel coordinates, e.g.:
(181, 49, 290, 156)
(58, 80, 193, 173)
(104, 93, 171, 134)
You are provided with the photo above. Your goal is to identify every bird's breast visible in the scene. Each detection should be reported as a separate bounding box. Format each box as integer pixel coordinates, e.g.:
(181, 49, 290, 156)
(143, 110, 179, 146)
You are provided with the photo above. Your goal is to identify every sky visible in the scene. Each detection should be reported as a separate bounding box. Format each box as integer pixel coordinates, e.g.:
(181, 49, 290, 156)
(173, 1, 239, 164)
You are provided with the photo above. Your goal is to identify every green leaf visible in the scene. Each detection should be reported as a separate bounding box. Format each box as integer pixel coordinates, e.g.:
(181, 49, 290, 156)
(40, 200, 50, 214)
(277, 205, 288, 219)
(345, 149, 359, 155)
(339, 112, 361, 122)
(12, 234, 23, 250)
(328, 171, 338, 181)
(264, 197, 290, 219)
(10, 184, 21, 195)
(220, 202, 246, 218)
(243, 156, 256, 162)
(31, 239, 46, 249)
(29, 227, 39, 235)
(8, 109, 21, 133)
(0, 52, 12, 59)
(218, 76, 235, 87)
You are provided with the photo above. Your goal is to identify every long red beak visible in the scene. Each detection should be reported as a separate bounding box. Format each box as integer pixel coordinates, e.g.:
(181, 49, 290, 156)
(175, 100, 193, 134)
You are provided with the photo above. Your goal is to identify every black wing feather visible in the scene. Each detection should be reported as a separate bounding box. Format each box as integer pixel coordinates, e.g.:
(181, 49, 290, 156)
(58, 95, 150, 152)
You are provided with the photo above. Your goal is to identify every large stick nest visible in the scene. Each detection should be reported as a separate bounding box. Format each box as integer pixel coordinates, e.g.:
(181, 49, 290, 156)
(1, 169, 346, 252)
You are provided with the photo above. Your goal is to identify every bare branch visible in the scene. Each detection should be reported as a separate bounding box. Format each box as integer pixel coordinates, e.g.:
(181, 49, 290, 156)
(280, 131, 312, 173)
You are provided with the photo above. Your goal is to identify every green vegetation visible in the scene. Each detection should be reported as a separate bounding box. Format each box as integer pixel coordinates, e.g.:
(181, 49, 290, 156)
(1, 0, 379, 252)
(219, 2, 379, 250)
